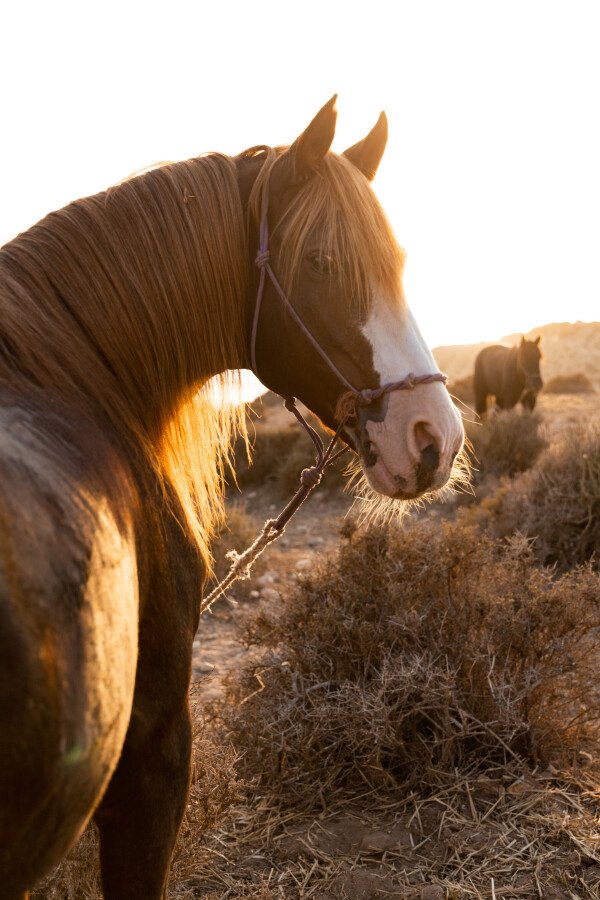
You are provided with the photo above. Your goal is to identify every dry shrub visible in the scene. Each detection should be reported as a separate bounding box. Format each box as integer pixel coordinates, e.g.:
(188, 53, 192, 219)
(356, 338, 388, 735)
(466, 408, 546, 478)
(228, 422, 347, 497)
(544, 372, 595, 394)
(33, 691, 242, 899)
(448, 373, 475, 406)
(211, 500, 261, 583)
(467, 423, 600, 570)
(218, 520, 600, 807)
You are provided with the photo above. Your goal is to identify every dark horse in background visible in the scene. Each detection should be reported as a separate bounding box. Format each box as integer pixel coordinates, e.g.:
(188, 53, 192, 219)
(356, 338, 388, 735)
(474, 336, 543, 416)
(0, 97, 464, 898)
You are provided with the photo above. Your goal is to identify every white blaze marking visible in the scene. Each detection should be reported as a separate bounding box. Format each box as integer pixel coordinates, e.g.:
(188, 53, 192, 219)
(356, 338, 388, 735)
(360, 288, 436, 383)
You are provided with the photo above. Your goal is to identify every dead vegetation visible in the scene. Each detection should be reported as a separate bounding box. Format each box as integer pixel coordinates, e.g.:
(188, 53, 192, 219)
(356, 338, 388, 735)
(466, 408, 547, 479)
(447, 373, 475, 407)
(544, 372, 595, 394)
(227, 400, 348, 498)
(222, 522, 600, 796)
(467, 423, 600, 570)
(181, 519, 600, 898)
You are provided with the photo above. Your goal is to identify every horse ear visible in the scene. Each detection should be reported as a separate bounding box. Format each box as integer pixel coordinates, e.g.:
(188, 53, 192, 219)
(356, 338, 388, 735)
(534, 335, 541, 344)
(287, 95, 338, 181)
(343, 111, 388, 181)
(520, 335, 525, 345)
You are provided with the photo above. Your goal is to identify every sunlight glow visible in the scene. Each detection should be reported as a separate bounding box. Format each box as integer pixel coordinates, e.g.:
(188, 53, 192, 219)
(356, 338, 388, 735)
(2, 0, 599, 358)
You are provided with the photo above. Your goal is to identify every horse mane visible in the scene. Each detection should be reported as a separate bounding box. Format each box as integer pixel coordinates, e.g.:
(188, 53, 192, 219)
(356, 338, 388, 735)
(245, 147, 405, 310)
(0, 145, 405, 570)
(0, 154, 248, 569)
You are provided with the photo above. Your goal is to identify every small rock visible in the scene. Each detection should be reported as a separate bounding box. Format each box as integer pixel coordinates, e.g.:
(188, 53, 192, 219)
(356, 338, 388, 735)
(307, 537, 324, 548)
(257, 571, 278, 587)
(295, 558, 312, 571)
(260, 587, 280, 602)
(421, 887, 445, 900)
(359, 830, 397, 853)
(249, 589, 260, 599)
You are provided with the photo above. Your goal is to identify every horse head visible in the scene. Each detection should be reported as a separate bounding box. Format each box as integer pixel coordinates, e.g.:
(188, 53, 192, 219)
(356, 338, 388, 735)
(518, 335, 543, 392)
(240, 97, 464, 501)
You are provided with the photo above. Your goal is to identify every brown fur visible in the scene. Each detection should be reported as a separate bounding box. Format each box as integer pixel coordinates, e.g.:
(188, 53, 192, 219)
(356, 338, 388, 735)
(474, 337, 543, 416)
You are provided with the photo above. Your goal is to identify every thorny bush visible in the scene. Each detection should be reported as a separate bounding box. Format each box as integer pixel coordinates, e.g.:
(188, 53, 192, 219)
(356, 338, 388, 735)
(217, 519, 600, 808)
(466, 423, 600, 570)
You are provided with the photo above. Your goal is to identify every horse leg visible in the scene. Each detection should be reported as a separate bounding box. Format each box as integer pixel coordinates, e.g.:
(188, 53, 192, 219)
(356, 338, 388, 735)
(94, 495, 202, 900)
(474, 384, 488, 417)
(94, 703, 192, 900)
(521, 391, 536, 411)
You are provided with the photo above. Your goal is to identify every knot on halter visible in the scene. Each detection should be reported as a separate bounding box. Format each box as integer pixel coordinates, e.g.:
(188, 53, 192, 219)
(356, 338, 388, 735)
(300, 466, 322, 489)
(357, 388, 378, 407)
(255, 249, 270, 269)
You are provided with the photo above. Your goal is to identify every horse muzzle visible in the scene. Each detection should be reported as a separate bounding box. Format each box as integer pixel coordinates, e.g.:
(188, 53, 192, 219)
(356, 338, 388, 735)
(354, 387, 465, 499)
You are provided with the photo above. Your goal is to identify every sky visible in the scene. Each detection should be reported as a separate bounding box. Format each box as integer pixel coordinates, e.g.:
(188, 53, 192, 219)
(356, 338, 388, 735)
(2, 0, 599, 403)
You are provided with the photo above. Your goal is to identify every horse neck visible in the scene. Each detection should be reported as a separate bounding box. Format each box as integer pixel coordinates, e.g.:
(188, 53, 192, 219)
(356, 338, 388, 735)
(0, 154, 250, 439)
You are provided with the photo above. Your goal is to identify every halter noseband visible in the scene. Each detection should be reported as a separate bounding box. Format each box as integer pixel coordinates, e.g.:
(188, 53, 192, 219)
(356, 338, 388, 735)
(250, 176, 448, 423)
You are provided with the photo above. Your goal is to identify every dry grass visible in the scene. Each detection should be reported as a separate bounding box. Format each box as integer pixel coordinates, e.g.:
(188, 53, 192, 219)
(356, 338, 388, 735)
(211, 500, 263, 577)
(221, 522, 600, 798)
(544, 372, 595, 395)
(466, 409, 547, 479)
(447, 374, 475, 407)
(468, 423, 600, 570)
(228, 418, 348, 497)
(190, 518, 600, 897)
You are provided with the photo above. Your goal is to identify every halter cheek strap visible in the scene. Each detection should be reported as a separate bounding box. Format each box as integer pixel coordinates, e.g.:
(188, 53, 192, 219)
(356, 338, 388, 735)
(250, 177, 448, 421)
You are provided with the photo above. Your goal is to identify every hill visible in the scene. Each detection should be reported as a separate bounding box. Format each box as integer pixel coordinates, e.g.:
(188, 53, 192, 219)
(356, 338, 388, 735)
(433, 320, 600, 386)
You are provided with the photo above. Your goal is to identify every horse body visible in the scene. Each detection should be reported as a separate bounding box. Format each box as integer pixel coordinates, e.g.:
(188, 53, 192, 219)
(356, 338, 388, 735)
(0, 97, 464, 897)
(0, 396, 204, 899)
(0, 399, 139, 896)
(474, 337, 543, 416)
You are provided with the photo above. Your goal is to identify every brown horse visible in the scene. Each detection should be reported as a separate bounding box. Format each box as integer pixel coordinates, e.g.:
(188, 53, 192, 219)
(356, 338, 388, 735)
(0, 97, 464, 898)
(473, 336, 543, 416)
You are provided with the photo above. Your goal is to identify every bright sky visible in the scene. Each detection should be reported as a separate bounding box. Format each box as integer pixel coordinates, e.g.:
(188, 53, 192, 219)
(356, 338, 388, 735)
(2, 1, 599, 399)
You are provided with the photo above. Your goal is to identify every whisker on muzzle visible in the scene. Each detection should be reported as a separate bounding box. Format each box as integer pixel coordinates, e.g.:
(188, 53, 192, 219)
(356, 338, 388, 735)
(343, 444, 473, 529)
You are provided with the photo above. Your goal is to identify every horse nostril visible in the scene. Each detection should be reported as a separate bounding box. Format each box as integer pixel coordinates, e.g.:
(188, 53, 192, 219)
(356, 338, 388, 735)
(416, 440, 440, 493)
(420, 443, 440, 475)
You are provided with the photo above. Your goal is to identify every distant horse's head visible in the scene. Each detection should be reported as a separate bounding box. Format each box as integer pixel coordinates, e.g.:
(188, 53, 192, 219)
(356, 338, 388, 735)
(241, 97, 464, 501)
(518, 336, 543, 392)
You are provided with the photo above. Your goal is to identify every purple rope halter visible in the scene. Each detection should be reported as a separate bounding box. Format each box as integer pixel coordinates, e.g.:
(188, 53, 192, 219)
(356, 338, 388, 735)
(251, 176, 447, 416)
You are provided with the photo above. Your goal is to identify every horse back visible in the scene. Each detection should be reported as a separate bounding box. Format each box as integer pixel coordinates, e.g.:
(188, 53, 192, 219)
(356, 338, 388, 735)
(0, 398, 139, 895)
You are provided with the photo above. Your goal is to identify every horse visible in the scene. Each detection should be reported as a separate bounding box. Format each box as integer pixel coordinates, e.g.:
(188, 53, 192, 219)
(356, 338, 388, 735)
(473, 336, 543, 416)
(0, 96, 464, 898)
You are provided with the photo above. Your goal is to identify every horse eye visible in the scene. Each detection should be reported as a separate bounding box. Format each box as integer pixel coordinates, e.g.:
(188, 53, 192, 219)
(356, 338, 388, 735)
(306, 252, 337, 276)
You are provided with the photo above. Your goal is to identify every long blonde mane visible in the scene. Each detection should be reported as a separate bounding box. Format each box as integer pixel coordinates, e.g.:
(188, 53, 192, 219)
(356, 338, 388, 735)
(0, 154, 248, 569)
(0, 146, 407, 570)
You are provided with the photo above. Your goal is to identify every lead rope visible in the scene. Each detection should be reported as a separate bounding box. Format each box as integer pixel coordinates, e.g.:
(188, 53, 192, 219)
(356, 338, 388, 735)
(200, 174, 447, 615)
